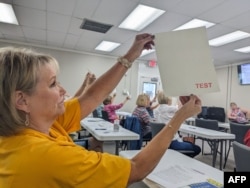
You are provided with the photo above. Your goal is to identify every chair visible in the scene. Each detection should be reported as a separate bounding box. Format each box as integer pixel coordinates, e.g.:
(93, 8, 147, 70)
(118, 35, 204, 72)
(195, 118, 220, 155)
(150, 122, 165, 138)
(101, 110, 110, 122)
(229, 122, 250, 144)
(223, 122, 250, 168)
(122, 116, 142, 150)
(92, 109, 99, 118)
(232, 141, 250, 172)
(150, 122, 195, 156)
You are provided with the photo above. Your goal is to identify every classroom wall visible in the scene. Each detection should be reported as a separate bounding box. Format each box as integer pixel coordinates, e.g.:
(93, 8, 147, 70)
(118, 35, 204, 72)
(0, 41, 141, 113)
(1, 41, 250, 115)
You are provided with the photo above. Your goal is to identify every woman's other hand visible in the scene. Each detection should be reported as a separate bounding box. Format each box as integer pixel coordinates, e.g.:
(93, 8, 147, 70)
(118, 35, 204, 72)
(179, 95, 202, 118)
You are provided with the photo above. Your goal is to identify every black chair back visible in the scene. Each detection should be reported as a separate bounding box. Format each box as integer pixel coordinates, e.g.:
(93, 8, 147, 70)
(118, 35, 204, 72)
(101, 110, 110, 122)
(92, 109, 99, 118)
(150, 122, 165, 138)
(229, 122, 250, 144)
(233, 141, 250, 171)
(195, 118, 219, 130)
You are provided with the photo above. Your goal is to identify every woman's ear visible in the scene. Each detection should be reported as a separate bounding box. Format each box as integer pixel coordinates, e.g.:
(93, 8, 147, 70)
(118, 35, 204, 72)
(15, 91, 29, 112)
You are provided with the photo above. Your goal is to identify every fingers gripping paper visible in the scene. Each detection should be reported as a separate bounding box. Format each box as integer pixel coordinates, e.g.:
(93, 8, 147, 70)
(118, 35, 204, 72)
(155, 27, 220, 96)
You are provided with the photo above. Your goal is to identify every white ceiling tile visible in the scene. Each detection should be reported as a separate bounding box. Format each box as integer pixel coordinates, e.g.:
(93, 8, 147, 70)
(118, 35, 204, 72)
(145, 12, 192, 33)
(73, 0, 100, 19)
(172, 0, 225, 17)
(13, 0, 46, 10)
(14, 6, 46, 29)
(1, 0, 250, 66)
(22, 27, 46, 41)
(47, 0, 76, 16)
(63, 34, 79, 49)
(200, 0, 250, 23)
(75, 32, 103, 51)
(47, 13, 71, 33)
(141, 0, 183, 11)
(206, 25, 236, 39)
(93, 0, 138, 25)
(0, 23, 24, 36)
(47, 31, 66, 47)
(68, 18, 84, 36)
(222, 10, 250, 29)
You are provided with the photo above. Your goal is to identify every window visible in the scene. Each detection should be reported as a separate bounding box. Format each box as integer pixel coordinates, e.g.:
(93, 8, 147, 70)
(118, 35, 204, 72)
(142, 82, 157, 100)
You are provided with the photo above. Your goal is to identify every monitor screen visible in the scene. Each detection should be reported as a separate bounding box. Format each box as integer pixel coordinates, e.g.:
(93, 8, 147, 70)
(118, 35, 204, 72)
(237, 63, 250, 85)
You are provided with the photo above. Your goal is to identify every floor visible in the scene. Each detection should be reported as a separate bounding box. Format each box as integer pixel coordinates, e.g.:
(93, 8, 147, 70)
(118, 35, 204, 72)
(102, 138, 235, 187)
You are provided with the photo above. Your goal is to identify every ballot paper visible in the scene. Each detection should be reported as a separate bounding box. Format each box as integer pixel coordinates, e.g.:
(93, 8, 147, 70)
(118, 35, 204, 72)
(155, 27, 220, 96)
(146, 165, 210, 188)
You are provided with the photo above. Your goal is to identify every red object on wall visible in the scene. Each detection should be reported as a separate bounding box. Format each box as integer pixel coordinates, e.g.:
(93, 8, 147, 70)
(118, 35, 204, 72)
(148, 60, 157, 67)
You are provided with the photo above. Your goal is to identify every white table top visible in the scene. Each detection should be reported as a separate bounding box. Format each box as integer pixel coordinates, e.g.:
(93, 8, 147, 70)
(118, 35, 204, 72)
(180, 123, 235, 140)
(120, 149, 223, 188)
(80, 117, 139, 141)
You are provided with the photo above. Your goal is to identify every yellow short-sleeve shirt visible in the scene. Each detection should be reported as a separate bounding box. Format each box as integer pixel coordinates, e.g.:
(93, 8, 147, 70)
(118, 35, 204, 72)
(0, 98, 131, 188)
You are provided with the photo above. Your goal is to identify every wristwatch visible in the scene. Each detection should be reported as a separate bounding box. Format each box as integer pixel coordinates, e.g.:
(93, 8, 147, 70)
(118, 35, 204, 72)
(117, 56, 133, 68)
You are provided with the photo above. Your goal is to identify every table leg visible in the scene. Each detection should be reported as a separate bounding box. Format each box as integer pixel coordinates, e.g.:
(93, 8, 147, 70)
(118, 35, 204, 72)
(212, 140, 217, 167)
(115, 141, 119, 155)
(219, 140, 223, 170)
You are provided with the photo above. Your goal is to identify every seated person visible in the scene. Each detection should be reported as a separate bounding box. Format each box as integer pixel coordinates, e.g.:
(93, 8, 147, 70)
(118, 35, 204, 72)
(154, 91, 201, 157)
(103, 94, 130, 123)
(132, 94, 152, 140)
(227, 102, 249, 123)
(146, 94, 159, 118)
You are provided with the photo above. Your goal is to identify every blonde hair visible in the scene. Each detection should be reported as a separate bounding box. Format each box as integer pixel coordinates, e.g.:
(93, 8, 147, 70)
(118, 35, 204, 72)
(157, 91, 172, 105)
(0, 47, 59, 136)
(136, 94, 149, 107)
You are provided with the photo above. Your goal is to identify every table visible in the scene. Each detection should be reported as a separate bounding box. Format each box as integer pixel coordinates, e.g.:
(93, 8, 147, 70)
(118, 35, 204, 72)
(80, 117, 139, 154)
(120, 149, 223, 188)
(179, 123, 235, 170)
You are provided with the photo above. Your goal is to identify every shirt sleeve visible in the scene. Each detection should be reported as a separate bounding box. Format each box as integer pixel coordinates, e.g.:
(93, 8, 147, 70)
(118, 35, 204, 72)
(56, 98, 81, 133)
(108, 103, 124, 111)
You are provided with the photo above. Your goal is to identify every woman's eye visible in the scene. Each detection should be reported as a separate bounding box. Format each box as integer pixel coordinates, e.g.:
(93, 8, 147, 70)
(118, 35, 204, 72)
(50, 81, 57, 87)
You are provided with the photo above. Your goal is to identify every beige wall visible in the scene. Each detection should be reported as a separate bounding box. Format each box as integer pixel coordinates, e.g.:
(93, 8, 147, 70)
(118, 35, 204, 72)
(1, 41, 250, 115)
(0, 41, 141, 113)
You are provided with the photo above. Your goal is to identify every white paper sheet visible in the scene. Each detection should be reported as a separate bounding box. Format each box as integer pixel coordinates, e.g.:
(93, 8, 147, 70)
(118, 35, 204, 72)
(155, 27, 220, 96)
(146, 165, 208, 188)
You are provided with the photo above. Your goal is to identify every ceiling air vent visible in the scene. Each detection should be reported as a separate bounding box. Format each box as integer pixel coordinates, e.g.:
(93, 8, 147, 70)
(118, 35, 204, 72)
(80, 18, 113, 33)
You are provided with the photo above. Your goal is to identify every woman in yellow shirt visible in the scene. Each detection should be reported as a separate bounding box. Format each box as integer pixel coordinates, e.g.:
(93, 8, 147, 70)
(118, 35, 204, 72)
(0, 33, 201, 188)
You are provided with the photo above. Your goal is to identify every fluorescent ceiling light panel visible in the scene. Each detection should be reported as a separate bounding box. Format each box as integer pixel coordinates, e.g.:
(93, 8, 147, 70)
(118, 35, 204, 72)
(0, 3, 19, 25)
(234, 46, 250, 53)
(209, 31, 250, 46)
(174, 19, 215, 31)
(119, 4, 165, 31)
(95, 41, 120, 52)
(140, 49, 155, 57)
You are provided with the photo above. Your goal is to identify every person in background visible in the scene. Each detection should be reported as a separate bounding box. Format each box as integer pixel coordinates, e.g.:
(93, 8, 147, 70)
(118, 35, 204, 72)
(0, 34, 202, 188)
(146, 93, 159, 118)
(103, 94, 130, 123)
(71, 72, 103, 152)
(154, 91, 201, 157)
(132, 93, 153, 140)
(227, 102, 250, 123)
